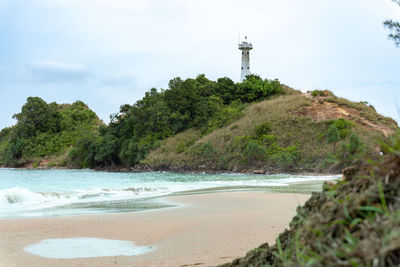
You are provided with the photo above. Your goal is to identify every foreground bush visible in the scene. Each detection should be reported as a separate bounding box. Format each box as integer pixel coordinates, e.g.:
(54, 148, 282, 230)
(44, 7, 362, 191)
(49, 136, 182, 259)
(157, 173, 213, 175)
(221, 133, 400, 266)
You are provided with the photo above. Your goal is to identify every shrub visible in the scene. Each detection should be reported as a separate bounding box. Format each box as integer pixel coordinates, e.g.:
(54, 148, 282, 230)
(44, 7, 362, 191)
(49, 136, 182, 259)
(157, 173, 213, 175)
(47, 162, 56, 168)
(200, 142, 218, 159)
(236, 75, 284, 103)
(311, 90, 329, 97)
(253, 122, 272, 137)
(273, 151, 295, 169)
(222, 133, 400, 266)
(175, 139, 196, 153)
(259, 134, 276, 147)
(328, 118, 353, 139)
(312, 90, 323, 97)
(327, 125, 340, 152)
(272, 145, 301, 169)
(243, 141, 266, 164)
(347, 133, 363, 155)
(189, 142, 218, 163)
(57, 160, 67, 167)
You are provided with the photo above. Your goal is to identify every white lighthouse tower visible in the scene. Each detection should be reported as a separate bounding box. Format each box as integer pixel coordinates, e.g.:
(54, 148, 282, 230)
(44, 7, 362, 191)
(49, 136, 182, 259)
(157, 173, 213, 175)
(239, 36, 253, 81)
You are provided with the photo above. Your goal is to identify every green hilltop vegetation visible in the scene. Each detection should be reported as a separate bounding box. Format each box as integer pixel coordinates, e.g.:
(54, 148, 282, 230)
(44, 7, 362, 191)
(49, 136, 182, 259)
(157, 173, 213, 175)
(145, 90, 397, 173)
(0, 98, 103, 167)
(0, 74, 398, 172)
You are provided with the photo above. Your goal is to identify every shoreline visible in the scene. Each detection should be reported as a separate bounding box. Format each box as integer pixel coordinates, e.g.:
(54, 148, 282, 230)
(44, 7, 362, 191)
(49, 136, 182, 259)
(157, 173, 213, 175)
(0, 165, 340, 176)
(0, 191, 310, 266)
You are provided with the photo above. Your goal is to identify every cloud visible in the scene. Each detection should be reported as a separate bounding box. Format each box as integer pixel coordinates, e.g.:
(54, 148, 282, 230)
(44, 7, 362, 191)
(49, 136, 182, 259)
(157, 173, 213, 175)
(26, 61, 92, 83)
(0, 0, 399, 130)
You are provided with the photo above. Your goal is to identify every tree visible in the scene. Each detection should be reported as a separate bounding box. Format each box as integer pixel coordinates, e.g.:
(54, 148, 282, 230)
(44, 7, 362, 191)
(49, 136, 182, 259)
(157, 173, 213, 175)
(327, 125, 340, 152)
(164, 78, 199, 123)
(13, 97, 54, 137)
(235, 75, 283, 103)
(4, 137, 24, 166)
(339, 133, 364, 163)
(243, 141, 266, 164)
(215, 77, 236, 104)
(347, 133, 363, 155)
(93, 131, 120, 166)
(68, 135, 96, 168)
(384, 0, 400, 46)
(195, 74, 216, 97)
(68, 74, 286, 168)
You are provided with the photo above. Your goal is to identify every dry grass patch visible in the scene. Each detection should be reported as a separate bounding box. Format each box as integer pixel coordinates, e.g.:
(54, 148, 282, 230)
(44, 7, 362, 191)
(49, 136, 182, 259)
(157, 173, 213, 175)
(144, 92, 397, 173)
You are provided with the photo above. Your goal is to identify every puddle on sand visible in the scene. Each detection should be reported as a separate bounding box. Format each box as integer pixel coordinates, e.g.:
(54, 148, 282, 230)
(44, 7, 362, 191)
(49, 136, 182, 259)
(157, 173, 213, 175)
(24, 237, 155, 259)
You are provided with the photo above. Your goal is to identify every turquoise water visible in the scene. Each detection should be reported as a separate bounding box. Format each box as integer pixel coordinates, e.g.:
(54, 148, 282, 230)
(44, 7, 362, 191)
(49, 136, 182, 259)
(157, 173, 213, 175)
(0, 168, 339, 218)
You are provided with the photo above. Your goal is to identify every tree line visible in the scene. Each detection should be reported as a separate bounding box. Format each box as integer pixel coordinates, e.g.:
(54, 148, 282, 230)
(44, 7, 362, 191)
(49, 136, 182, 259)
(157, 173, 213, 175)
(0, 75, 284, 168)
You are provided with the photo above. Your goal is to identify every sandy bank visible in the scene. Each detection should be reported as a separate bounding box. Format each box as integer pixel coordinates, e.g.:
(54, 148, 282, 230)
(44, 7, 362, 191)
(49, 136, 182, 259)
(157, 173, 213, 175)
(0, 192, 309, 266)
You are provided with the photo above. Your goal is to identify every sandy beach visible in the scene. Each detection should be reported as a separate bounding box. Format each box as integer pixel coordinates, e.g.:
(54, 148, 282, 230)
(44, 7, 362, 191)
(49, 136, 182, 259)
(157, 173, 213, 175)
(0, 192, 309, 267)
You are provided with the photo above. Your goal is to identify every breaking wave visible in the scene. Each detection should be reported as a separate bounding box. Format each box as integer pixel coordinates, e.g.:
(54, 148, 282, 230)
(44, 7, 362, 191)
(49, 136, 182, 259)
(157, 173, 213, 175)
(0, 169, 340, 217)
(0, 187, 64, 205)
(0, 186, 169, 206)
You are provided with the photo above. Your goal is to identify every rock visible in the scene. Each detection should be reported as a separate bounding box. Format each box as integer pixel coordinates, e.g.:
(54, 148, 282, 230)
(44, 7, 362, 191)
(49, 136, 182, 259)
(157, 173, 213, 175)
(252, 169, 265, 174)
(342, 165, 359, 181)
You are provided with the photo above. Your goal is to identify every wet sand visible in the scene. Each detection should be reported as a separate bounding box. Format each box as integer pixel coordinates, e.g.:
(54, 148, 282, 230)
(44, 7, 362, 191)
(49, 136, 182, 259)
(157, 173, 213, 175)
(0, 192, 309, 267)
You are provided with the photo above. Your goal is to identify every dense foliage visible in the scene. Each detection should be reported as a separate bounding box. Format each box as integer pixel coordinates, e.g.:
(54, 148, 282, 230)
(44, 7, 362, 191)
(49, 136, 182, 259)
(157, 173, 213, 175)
(0, 74, 284, 168)
(230, 122, 301, 169)
(0, 98, 101, 167)
(74, 74, 283, 168)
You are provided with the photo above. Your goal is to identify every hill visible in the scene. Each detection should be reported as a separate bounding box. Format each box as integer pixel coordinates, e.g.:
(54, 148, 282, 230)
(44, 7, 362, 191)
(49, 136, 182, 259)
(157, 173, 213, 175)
(0, 98, 103, 168)
(143, 88, 397, 173)
(0, 75, 397, 173)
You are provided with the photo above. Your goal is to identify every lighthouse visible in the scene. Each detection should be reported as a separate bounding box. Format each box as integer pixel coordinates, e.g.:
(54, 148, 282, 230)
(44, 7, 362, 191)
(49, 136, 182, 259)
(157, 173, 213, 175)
(239, 36, 253, 81)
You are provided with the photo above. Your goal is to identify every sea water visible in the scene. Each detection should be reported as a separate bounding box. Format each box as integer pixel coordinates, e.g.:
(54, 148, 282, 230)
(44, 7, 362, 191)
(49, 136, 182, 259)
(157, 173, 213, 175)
(24, 238, 155, 258)
(0, 168, 340, 218)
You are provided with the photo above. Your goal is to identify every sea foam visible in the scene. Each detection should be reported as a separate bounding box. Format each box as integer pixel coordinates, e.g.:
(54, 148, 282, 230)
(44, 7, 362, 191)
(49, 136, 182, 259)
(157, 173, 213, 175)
(0, 186, 167, 206)
(0, 187, 59, 204)
(0, 169, 340, 218)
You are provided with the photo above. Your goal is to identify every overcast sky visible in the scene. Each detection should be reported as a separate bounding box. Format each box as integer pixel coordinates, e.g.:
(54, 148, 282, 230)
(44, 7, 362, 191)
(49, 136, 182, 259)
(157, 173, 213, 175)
(0, 0, 399, 129)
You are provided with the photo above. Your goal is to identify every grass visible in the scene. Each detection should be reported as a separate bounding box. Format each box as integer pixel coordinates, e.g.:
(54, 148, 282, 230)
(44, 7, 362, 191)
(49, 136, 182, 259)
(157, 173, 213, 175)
(146, 94, 312, 171)
(219, 135, 400, 266)
(144, 128, 202, 169)
(145, 91, 396, 173)
(325, 95, 397, 127)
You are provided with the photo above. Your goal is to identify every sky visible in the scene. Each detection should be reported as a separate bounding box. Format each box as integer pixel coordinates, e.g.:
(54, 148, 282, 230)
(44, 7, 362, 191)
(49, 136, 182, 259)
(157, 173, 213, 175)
(0, 0, 399, 129)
